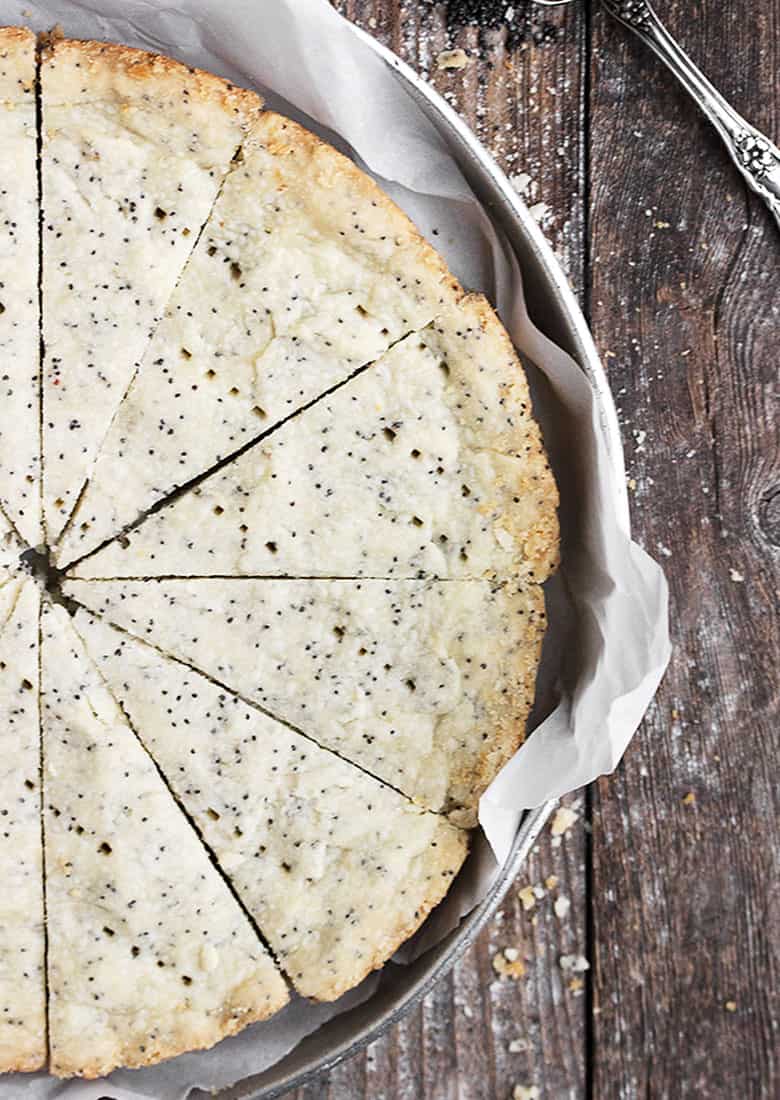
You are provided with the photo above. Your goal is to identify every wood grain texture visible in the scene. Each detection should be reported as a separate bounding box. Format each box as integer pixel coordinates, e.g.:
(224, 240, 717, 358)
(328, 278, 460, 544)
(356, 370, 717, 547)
(588, 1, 779, 1097)
(287, 2, 779, 1098)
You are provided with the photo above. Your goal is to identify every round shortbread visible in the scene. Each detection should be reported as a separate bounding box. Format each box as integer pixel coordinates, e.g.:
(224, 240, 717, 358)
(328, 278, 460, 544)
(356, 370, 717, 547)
(0, 29, 558, 1079)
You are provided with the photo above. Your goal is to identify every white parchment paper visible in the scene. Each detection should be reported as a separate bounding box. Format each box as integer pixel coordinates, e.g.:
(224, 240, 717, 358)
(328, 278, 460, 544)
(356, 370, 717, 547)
(0, 0, 672, 1096)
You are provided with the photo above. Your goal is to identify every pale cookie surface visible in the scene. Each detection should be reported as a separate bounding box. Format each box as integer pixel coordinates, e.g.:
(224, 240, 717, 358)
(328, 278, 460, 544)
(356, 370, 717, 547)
(65, 578, 546, 823)
(0, 507, 24, 574)
(41, 39, 262, 542)
(0, 29, 559, 1079)
(0, 29, 41, 545)
(57, 111, 460, 566)
(69, 296, 557, 582)
(75, 610, 469, 1001)
(0, 579, 46, 1072)
(41, 603, 288, 1079)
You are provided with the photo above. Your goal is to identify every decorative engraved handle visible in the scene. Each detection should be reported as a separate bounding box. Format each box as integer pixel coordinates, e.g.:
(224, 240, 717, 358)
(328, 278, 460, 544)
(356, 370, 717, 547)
(602, 0, 780, 229)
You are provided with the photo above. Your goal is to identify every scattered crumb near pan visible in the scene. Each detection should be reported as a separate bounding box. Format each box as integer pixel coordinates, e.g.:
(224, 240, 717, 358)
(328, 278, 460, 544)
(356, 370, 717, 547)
(493, 947, 527, 980)
(554, 895, 571, 920)
(550, 806, 578, 837)
(559, 954, 590, 974)
(437, 48, 470, 70)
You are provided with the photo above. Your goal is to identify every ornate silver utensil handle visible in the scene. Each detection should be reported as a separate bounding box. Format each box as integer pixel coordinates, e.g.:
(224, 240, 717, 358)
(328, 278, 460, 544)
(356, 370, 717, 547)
(602, 0, 780, 230)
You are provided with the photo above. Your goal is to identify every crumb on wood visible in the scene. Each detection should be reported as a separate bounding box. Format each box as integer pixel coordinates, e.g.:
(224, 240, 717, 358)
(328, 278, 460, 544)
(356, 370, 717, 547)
(509, 172, 536, 199)
(437, 48, 470, 71)
(682, 791, 696, 805)
(518, 885, 536, 911)
(544, 874, 559, 890)
(729, 568, 745, 582)
(513, 1086, 540, 1100)
(725, 1000, 737, 1013)
(560, 954, 590, 974)
(554, 895, 571, 920)
(493, 947, 527, 980)
(508, 1037, 528, 1054)
(528, 201, 551, 225)
(551, 806, 578, 837)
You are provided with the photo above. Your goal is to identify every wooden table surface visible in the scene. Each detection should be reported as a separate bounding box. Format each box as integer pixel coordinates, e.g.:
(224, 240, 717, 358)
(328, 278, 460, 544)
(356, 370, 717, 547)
(288, 3, 779, 1097)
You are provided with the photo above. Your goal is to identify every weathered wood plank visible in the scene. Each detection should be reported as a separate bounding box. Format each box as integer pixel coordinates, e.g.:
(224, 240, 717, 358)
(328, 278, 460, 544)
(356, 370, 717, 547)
(588, 1, 779, 1097)
(289, 2, 590, 1097)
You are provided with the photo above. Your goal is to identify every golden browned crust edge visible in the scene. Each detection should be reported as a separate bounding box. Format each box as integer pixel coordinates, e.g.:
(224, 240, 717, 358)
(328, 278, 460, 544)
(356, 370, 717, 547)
(0, 26, 36, 101)
(450, 291, 560, 581)
(249, 110, 464, 305)
(307, 822, 470, 1003)
(42, 37, 263, 124)
(478, 583, 547, 810)
(0, 26, 35, 51)
(51, 979, 290, 1079)
(0, 1045, 47, 1074)
(439, 583, 548, 829)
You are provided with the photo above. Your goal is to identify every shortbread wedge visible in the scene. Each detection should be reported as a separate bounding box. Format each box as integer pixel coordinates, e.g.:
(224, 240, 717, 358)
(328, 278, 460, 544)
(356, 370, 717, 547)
(41, 39, 262, 542)
(66, 296, 557, 583)
(65, 578, 546, 824)
(0, 29, 41, 546)
(41, 603, 288, 1079)
(57, 111, 461, 566)
(0, 578, 46, 1072)
(74, 609, 469, 1001)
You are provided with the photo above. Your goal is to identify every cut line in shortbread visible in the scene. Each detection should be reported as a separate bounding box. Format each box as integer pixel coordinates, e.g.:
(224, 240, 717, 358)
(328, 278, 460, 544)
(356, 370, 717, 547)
(41, 38, 262, 543)
(75, 609, 468, 1002)
(64, 576, 547, 825)
(40, 602, 287, 1079)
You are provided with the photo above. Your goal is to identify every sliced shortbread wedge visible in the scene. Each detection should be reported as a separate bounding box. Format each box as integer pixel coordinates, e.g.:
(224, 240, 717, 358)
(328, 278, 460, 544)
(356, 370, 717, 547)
(57, 111, 461, 566)
(42, 39, 262, 542)
(0, 579, 46, 1072)
(65, 296, 558, 582)
(65, 578, 546, 824)
(74, 609, 468, 1001)
(0, 29, 41, 545)
(41, 603, 288, 1079)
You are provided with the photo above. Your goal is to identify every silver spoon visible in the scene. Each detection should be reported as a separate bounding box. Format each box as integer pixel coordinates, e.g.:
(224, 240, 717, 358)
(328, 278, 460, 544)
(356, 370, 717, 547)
(532, 0, 780, 229)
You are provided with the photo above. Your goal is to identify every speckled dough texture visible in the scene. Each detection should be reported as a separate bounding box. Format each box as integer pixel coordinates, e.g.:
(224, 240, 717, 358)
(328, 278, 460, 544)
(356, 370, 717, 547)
(69, 295, 558, 584)
(41, 38, 262, 542)
(0, 579, 46, 1072)
(0, 28, 559, 1081)
(64, 577, 547, 825)
(40, 603, 288, 1079)
(0, 29, 41, 546)
(57, 111, 461, 567)
(74, 609, 469, 1001)
(0, 507, 24, 574)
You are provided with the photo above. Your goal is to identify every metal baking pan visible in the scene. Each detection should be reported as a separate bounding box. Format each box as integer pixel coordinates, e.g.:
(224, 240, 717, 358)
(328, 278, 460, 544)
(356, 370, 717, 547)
(208, 27, 626, 1100)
